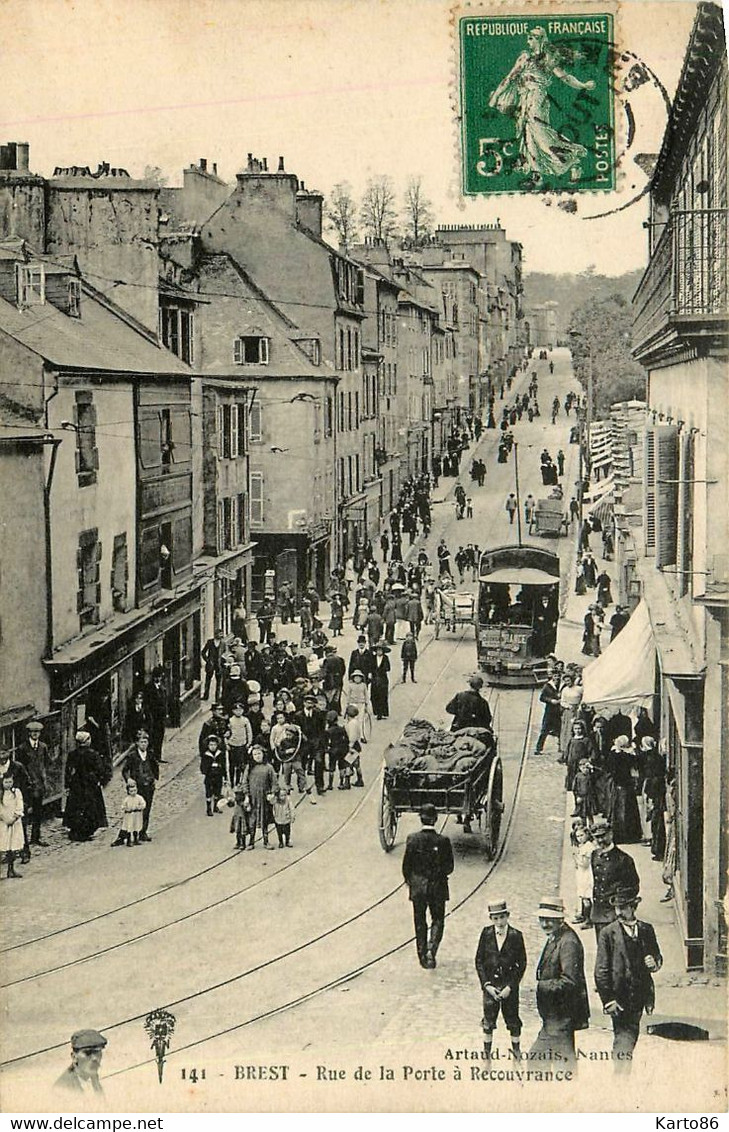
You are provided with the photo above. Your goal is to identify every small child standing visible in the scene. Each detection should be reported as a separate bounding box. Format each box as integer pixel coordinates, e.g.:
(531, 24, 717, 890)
(0, 773, 25, 878)
(111, 780, 147, 847)
(231, 784, 250, 850)
(571, 821, 594, 927)
(343, 706, 365, 787)
(272, 785, 294, 848)
(401, 633, 418, 683)
(572, 756, 597, 821)
(466, 496, 474, 519)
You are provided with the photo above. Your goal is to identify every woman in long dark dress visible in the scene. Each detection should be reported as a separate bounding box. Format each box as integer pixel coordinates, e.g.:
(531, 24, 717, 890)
(63, 731, 108, 841)
(371, 644, 391, 720)
(607, 736, 643, 844)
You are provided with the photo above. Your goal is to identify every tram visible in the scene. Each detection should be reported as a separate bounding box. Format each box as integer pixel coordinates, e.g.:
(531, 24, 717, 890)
(476, 544, 560, 686)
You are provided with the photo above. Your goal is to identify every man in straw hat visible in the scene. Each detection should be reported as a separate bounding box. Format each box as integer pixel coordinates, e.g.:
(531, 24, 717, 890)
(475, 898, 527, 1059)
(532, 896, 589, 1063)
(589, 815, 640, 940)
(402, 803, 454, 969)
(595, 888, 662, 1070)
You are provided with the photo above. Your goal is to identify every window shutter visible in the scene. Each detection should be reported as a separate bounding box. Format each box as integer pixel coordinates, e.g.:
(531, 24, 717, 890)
(655, 424, 679, 569)
(234, 337, 243, 365)
(238, 492, 247, 542)
(644, 428, 657, 553)
(231, 404, 239, 459)
(676, 430, 694, 595)
(217, 500, 224, 554)
(260, 337, 269, 364)
(216, 403, 224, 457)
(313, 401, 321, 444)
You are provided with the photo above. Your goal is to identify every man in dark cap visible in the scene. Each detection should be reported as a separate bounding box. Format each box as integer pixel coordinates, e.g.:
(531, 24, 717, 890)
(54, 1029, 107, 1094)
(295, 692, 326, 796)
(402, 803, 454, 969)
(595, 889, 662, 1070)
(16, 720, 50, 853)
(445, 675, 493, 732)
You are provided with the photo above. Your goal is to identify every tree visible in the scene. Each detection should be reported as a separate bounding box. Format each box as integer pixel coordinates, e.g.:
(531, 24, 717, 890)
(567, 293, 646, 415)
(402, 176, 434, 245)
(326, 182, 359, 251)
(143, 165, 168, 187)
(360, 175, 399, 245)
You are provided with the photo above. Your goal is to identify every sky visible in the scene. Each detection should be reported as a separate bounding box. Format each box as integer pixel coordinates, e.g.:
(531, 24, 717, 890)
(0, 0, 703, 275)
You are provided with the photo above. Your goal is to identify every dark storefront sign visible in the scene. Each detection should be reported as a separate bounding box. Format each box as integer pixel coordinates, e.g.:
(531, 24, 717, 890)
(45, 588, 201, 703)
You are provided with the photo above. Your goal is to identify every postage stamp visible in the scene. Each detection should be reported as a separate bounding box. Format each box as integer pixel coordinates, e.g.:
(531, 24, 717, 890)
(459, 12, 617, 195)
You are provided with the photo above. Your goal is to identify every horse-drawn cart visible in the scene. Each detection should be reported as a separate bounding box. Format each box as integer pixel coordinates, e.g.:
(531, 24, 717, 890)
(378, 721, 504, 859)
(434, 589, 475, 637)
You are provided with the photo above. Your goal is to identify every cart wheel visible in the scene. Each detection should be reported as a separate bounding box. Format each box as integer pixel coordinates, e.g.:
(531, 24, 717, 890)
(378, 774, 398, 852)
(362, 707, 373, 743)
(483, 756, 504, 859)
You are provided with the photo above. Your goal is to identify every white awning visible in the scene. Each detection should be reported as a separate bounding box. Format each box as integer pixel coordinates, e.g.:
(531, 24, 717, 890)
(584, 475, 614, 505)
(581, 600, 655, 708)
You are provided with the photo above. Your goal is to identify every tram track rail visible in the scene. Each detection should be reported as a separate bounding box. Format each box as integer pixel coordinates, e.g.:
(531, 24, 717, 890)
(2, 616, 472, 965)
(0, 659, 536, 1079)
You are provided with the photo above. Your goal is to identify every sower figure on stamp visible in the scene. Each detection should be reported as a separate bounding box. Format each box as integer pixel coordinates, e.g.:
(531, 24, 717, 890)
(475, 898, 527, 1060)
(595, 889, 662, 1071)
(488, 26, 596, 189)
(532, 896, 590, 1064)
(402, 803, 454, 970)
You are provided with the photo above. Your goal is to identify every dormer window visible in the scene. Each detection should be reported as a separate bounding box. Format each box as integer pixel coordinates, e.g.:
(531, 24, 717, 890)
(298, 338, 321, 365)
(68, 279, 81, 318)
(17, 264, 45, 308)
(234, 335, 269, 364)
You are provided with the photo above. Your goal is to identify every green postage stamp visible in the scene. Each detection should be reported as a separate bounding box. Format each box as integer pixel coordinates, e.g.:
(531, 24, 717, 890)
(459, 11, 616, 195)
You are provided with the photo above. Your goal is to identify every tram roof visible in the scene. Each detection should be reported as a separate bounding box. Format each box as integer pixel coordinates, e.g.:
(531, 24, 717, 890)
(481, 567, 559, 586)
(478, 544, 560, 583)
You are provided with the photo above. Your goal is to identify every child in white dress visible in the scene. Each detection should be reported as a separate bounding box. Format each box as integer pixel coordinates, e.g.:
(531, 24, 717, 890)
(0, 772, 25, 878)
(111, 780, 147, 847)
(571, 820, 594, 927)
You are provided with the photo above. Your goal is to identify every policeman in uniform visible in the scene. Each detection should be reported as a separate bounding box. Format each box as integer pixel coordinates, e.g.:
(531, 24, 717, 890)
(590, 815, 641, 939)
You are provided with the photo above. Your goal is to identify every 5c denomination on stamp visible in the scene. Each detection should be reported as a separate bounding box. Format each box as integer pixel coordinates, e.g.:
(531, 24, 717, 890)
(459, 10, 616, 195)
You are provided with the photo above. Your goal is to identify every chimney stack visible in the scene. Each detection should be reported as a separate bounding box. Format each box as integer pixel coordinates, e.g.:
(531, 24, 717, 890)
(262, 157, 268, 172)
(200, 158, 207, 172)
(278, 156, 285, 172)
(16, 142, 29, 171)
(212, 162, 217, 176)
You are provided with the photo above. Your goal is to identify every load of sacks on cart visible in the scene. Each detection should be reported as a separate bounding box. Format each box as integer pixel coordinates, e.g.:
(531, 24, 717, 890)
(384, 719, 495, 785)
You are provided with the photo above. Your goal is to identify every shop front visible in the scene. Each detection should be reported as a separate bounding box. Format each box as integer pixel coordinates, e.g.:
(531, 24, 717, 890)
(214, 543, 255, 636)
(43, 584, 203, 778)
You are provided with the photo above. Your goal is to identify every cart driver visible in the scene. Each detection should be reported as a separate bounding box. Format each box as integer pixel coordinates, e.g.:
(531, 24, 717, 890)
(446, 675, 493, 734)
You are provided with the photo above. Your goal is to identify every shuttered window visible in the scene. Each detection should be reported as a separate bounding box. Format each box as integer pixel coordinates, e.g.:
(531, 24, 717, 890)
(250, 473, 264, 525)
(644, 429, 657, 554)
(646, 425, 679, 567)
(139, 525, 160, 589)
(676, 430, 695, 597)
(74, 391, 99, 486)
(77, 529, 102, 628)
(249, 402, 262, 442)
